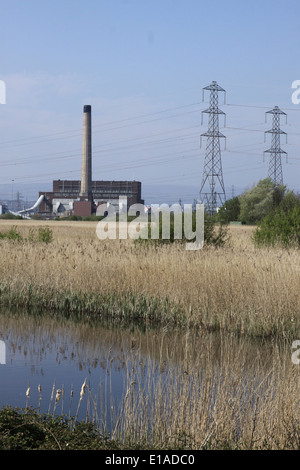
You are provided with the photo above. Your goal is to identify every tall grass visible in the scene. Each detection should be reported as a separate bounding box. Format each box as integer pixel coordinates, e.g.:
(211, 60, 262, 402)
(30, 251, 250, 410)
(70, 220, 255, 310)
(0, 219, 298, 450)
(115, 339, 299, 449)
(0, 221, 299, 338)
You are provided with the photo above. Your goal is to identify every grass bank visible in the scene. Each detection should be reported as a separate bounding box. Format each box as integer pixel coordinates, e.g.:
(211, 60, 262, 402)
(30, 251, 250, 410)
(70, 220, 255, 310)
(0, 406, 122, 450)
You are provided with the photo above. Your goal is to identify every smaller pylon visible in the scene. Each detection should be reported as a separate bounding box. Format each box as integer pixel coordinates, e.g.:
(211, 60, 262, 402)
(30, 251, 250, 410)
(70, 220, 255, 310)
(264, 106, 287, 187)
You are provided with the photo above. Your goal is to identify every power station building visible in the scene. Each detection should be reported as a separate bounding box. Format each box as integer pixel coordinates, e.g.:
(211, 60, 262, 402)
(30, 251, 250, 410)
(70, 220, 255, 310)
(38, 105, 144, 217)
(38, 179, 143, 217)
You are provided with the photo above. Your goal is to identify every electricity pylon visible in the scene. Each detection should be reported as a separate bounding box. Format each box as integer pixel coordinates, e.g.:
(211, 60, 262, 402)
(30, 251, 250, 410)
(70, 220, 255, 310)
(264, 106, 287, 187)
(199, 81, 226, 215)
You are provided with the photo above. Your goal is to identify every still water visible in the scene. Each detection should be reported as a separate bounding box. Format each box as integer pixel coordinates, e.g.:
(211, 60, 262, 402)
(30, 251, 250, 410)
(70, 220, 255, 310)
(0, 309, 293, 433)
(0, 311, 138, 424)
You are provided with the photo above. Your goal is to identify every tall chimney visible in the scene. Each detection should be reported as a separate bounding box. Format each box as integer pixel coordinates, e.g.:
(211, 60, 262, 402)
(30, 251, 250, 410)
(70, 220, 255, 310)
(79, 105, 92, 200)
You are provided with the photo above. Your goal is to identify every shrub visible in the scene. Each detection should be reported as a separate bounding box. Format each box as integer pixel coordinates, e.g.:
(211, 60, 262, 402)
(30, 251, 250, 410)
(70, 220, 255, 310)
(0, 226, 22, 241)
(135, 211, 229, 248)
(37, 227, 53, 244)
(0, 227, 53, 244)
(204, 215, 229, 247)
(0, 406, 119, 450)
(253, 206, 300, 248)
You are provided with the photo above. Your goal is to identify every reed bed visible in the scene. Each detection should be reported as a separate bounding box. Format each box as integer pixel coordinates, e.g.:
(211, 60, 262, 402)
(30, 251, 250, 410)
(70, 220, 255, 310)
(116, 339, 300, 449)
(0, 220, 299, 338)
(20, 326, 300, 450)
(1, 221, 298, 449)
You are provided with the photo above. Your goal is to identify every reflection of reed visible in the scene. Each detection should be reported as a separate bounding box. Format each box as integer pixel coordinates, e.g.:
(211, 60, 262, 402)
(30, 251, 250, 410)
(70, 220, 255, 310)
(0, 309, 279, 378)
(46, 382, 54, 414)
(115, 340, 299, 449)
(38, 384, 42, 413)
(22, 332, 299, 449)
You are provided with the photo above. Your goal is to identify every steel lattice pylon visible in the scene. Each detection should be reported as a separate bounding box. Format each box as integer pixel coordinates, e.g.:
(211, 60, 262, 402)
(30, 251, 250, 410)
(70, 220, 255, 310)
(199, 81, 226, 215)
(264, 106, 287, 187)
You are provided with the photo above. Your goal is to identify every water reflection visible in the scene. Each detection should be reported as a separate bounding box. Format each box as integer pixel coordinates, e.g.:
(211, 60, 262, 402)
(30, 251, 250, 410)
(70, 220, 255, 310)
(0, 310, 295, 433)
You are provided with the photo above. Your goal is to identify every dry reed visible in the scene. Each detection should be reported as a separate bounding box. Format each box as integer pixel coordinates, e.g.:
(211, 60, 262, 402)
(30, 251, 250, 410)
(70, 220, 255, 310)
(0, 219, 299, 446)
(0, 220, 299, 338)
(100, 329, 300, 449)
(21, 327, 300, 449)
(5, 306, 297, 450)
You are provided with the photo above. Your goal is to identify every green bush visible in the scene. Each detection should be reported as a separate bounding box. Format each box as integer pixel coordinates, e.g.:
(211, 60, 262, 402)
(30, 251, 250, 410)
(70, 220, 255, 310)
(135, 211, 229, 248)
(253, 206, 300, 248)
(37, 227, 53, 244)
(0, 226, 22, 241)
(0, 227, 53, 244)
(204, 215, 229, 247)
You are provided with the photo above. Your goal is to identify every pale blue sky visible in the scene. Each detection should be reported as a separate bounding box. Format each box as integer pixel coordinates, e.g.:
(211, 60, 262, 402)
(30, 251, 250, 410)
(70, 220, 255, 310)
(0, 0, 300, 203)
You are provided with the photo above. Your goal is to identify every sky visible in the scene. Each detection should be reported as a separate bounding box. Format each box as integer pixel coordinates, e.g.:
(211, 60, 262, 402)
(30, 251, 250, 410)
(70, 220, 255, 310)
(0, 0, 300, 204)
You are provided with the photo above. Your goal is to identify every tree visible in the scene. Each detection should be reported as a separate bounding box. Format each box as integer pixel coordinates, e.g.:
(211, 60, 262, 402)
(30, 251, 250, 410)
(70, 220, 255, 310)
(216, 197, 240, 224)
(278, 190, 300, 212)
(272, 185, 286, 209)
(238, 178, 284, 225)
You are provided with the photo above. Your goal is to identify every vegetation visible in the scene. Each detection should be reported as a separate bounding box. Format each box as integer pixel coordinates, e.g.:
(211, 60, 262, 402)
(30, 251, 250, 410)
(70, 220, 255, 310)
(203, 214, 229, 247)
(0, 226, 53, 243)
(216, 196, 241, 224)
(0, 220, 298, 338)
(254, 205, 300, 248)
(216, 178, 300, 226)
(0, 324, 299, 450)
(0, 213, 23, 220)
(216, 181, 300, 249)
(0, 226, 23, 241)
(0, 220, 299, 450)
(28, 227, 53, 244)
(0, 407, 121, 450)
(238, 178, 283, 225)
(252, 185, 300, 248)
(136, 211, 229, 248)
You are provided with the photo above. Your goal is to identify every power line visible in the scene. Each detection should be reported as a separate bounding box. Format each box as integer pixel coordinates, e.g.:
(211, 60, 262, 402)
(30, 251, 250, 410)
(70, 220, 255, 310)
(225, 102, 300, 112)
(1, 100, 300, 154)
(0, 102, 202, 149)
(1, 96, 299, 190)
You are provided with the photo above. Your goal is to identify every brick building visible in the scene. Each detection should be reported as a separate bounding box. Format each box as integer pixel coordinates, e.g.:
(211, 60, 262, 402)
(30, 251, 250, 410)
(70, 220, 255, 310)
(38, 179, 143, 217)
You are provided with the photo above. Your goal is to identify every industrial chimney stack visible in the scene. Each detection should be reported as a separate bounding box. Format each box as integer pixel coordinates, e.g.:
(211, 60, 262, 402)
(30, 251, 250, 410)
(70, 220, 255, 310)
(79, 105, 92, 201)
